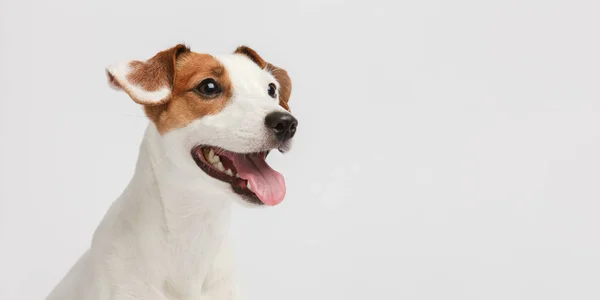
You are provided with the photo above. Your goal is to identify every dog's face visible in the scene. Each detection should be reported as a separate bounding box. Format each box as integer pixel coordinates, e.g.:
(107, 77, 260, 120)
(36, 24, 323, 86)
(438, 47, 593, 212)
(107, 45, 297, 206)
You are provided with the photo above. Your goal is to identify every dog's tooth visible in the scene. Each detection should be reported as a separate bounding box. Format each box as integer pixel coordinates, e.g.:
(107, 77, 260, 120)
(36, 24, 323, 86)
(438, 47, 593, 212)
(209, 152, 221, 164)
(225, 169, 233, 176)
(247, 181, 253, 191)
(216, 162, 225, 171)
(208, 149, 215, 161)
(235, 173, 241, 178)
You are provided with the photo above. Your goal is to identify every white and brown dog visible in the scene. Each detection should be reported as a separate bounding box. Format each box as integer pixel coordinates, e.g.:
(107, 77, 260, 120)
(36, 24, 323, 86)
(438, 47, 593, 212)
(45, 45, 297, 300)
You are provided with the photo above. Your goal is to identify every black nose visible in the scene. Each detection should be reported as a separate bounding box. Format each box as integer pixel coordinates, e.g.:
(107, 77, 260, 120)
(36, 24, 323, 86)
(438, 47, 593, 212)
(265, 111, 298, 142)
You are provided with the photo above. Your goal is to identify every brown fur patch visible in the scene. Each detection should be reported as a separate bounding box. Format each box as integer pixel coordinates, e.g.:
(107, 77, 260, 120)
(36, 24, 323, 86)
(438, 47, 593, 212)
(234, 46, 267, 69)
(266, 62, 292, 111)
(144, 53, 233, 134)
(121, 44, 190, 105)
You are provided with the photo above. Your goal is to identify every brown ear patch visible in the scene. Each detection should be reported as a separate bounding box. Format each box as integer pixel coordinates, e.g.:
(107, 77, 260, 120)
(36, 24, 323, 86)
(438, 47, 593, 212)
(234, 46, 267, 69)
(144, 53, 233, 134)
(266, 62, 292, 111)
(107, 44, 190, 105)
(126, 44, 190, 102)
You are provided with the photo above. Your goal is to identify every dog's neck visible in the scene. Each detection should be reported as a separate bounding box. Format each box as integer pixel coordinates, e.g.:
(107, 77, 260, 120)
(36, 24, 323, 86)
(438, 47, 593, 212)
(92, 124, 233, 297)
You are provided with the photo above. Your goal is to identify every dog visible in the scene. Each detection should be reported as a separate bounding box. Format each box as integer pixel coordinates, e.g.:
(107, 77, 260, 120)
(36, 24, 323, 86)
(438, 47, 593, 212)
(45, 44, 297, 300)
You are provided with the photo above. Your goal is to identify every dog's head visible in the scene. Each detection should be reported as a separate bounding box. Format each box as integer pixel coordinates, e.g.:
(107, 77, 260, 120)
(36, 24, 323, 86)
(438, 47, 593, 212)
(107, 44, 297, 206)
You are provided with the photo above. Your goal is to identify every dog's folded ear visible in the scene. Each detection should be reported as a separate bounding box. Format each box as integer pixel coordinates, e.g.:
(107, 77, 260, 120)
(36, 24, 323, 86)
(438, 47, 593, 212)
(234, 46, 267, 69)
(106, 44, 190, 105)
(234, 46, 292, 112)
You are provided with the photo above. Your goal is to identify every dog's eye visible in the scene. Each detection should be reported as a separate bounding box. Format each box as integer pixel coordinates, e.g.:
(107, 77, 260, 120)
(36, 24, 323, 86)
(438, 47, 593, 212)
(268, 83, 277, 98)
(195, 78, 222, 98)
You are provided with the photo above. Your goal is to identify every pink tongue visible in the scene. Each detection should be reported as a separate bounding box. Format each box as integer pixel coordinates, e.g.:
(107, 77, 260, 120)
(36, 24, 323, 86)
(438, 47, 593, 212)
(232, 154, 286, 206)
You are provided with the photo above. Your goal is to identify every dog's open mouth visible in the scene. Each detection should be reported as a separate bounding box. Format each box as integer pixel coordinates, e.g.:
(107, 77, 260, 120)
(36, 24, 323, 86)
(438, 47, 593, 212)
(191, 146, 286, 206)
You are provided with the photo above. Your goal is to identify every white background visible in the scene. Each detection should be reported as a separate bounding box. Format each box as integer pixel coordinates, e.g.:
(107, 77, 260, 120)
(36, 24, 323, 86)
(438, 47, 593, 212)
(2, 0, 600, 299)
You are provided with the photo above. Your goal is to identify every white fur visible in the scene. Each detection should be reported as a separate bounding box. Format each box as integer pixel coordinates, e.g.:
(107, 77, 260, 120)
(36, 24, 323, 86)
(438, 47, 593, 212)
(107, 62, 171, 104)
(46, 53, 293, 300)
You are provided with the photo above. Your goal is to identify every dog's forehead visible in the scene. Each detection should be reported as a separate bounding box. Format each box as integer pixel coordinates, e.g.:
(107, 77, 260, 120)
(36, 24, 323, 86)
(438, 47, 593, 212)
(214, 54, 276, 90)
